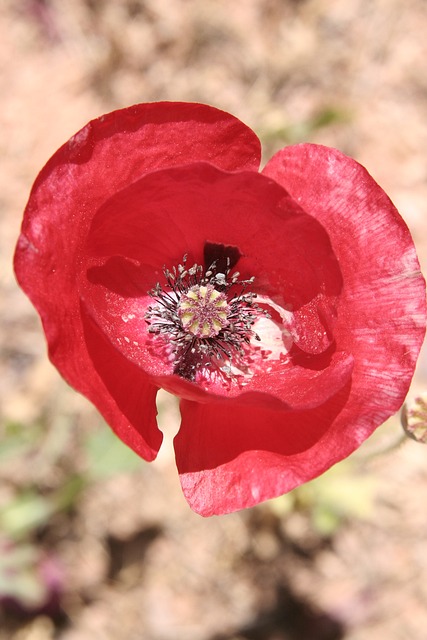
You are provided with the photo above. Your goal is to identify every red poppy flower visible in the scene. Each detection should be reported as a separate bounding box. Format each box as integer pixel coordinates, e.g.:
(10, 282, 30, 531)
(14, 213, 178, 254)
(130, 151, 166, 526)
(14, 102, 426, 516)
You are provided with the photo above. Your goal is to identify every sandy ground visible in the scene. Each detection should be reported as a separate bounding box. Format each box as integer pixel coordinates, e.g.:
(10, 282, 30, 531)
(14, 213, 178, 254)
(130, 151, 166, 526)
(1, 1, 427, 639)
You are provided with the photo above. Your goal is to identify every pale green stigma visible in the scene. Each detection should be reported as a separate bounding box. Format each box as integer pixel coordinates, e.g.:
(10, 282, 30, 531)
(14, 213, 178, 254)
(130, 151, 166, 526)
(178, 284, 229, 338)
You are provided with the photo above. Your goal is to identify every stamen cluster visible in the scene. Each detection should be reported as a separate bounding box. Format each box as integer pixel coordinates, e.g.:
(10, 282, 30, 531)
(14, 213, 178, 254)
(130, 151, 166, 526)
(145, 255, 267, 380)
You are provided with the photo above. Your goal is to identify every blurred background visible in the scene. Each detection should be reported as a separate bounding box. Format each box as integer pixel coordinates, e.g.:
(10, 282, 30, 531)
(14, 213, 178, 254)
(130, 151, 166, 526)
(1, 1, 427, 639)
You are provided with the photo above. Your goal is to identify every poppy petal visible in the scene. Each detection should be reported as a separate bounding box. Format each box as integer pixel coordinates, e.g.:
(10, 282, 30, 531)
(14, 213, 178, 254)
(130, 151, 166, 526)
(15, 103, 260, 459)
(175, 386, 351, 516)
(174, 145, 426, 516)
(263, 144, 426, 407)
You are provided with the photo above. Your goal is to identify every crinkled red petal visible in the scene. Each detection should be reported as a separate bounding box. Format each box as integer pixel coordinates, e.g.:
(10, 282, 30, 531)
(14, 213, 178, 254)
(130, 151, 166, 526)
(80, 304, 161, 459)
(14, 103, 261, 459)
(175, 387, 351, 516)
(173, 145, 426, 515)
(263, 144, 426, 407)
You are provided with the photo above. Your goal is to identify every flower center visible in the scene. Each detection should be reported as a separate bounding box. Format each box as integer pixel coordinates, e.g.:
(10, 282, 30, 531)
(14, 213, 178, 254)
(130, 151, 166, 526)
(178, 284, 229, 338)
(144, 253, 268, 381)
